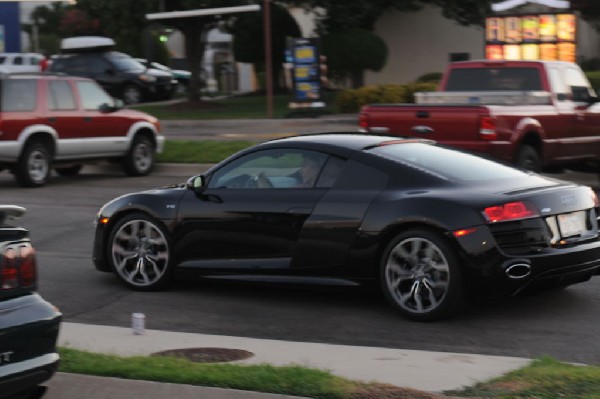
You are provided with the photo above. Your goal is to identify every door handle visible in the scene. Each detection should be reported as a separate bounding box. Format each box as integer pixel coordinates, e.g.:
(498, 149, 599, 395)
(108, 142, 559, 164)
(47, 117, 56, 122)
(83, 117, 92, 122)
(411, 125, 434, 134)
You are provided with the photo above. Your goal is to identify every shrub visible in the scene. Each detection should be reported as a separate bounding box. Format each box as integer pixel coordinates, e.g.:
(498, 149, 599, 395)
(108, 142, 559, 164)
(336, 82, 437, 113)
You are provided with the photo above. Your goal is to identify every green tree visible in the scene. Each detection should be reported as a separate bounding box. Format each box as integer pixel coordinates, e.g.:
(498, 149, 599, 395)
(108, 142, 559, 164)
(228, 2, 301, 91)
(22, 2, 73, 53)
(323, 29, 387, 88)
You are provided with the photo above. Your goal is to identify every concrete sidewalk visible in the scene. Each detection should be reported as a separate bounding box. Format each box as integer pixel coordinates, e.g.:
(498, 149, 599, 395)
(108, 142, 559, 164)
(46, 322, 531, 398)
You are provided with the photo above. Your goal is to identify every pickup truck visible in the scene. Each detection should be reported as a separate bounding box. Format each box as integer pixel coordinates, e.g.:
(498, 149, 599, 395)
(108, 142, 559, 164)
(358, 60, 600, 171)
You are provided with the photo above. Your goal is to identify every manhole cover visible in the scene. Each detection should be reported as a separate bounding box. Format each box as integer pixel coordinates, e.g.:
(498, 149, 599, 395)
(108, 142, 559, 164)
(151, 348, 254, 363)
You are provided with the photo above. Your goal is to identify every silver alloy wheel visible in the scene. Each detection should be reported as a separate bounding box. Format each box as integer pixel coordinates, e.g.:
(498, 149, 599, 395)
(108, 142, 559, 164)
(111, 219, 169, 287)
(132, 141, 153, 174)
(384, 237, 450, 315)
(27, 148, 49, 184)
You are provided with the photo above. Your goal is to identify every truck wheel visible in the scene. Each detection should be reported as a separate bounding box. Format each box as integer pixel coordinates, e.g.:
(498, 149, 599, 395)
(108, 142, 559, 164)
(121, 135, 154, 176)
(123, 84, 142, 105)
(516, 145, 541, 172)
(15, 141, 51, 187)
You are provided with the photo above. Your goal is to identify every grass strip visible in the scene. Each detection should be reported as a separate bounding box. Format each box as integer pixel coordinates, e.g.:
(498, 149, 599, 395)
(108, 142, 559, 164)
(59, 347, 355, 399)
(447, 356, 600, 398)
(156, 140, 254, 164)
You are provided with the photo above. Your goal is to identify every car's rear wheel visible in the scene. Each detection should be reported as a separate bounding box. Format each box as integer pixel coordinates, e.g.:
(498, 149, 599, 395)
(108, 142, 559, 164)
(380, 229, 464, 321)
(14, 141, 51, 187)
(55, 164, 82, 176)
(108, 213, 172, 291)
(123, 84, 142, 105)
(121, 135, 154, 176)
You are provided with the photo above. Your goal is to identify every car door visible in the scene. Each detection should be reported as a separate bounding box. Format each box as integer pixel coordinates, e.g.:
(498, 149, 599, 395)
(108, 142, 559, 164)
(174, 149, 331, 273)
(46, 79, 83, 158)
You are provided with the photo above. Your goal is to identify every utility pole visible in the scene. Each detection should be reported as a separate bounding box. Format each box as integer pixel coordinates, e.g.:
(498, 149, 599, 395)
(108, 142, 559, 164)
(263, 0, 273, 118)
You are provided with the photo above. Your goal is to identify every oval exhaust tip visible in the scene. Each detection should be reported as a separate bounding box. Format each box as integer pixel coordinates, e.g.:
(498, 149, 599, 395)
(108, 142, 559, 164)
(505, 263, 532, 279)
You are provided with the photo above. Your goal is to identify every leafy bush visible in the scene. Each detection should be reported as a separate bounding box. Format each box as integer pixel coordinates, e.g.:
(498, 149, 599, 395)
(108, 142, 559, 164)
(336, 82, 437, 113)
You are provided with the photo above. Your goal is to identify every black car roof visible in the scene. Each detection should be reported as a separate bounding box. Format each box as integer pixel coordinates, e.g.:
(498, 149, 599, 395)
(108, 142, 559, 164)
(265, 133, 423, 151)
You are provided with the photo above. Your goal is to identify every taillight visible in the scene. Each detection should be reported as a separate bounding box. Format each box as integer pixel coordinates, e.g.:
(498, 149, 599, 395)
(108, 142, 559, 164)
(358, 112, 370, 131)
(479, 116, 497, 141)
(483, 201, 539, 223)
(0, 244, 37, 290)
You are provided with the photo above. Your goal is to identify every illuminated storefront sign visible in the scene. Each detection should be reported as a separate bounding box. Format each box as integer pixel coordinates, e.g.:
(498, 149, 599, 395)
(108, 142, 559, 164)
(485, 13, 576, 62)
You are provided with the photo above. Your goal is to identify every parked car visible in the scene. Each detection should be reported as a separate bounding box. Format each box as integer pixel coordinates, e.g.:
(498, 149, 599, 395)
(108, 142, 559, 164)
(0, 73, 165, 187)
(0, 205, 62, 399)
(135, 58, 191, 94)
(0, 53, 43, 73)
(92, 133, 600, 321)
(49, 37, 176, 104)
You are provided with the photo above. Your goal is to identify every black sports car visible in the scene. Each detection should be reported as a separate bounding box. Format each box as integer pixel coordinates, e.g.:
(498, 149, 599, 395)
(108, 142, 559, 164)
(0, 206, 62, 398)
(92, 134, 600, 321)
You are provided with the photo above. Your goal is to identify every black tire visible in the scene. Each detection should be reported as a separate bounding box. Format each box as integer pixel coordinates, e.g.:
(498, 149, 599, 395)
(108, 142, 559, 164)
(107, 213, 173, 291)
(14, 141, 51, 187)
(55, 164, 82, 176)
(515, 145, 541, 172)
(121, 135, 154, 176)
(122, 84, 143, 105)
(380, 229, 464, 321)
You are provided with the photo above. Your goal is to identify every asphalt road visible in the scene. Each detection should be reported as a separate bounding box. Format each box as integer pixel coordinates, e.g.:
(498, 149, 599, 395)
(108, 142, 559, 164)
(1, 163, 599, 366)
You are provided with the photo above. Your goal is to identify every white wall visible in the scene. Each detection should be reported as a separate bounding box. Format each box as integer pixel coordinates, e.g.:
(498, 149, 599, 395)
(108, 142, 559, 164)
(366, 5, 485, 85)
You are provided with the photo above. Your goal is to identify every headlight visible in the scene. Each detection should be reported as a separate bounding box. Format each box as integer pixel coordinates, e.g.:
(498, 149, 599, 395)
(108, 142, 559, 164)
(138, 74, 157, 82)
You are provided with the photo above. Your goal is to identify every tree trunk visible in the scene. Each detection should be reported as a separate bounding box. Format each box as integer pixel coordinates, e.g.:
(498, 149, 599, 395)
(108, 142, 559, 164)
(351, 70, 364, 89)
(181, 22, 207, 103)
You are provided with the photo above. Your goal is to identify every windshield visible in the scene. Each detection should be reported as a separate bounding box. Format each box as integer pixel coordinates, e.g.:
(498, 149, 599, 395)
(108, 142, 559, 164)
(367, 142, 530, 182)
(107, 52, 145, 72)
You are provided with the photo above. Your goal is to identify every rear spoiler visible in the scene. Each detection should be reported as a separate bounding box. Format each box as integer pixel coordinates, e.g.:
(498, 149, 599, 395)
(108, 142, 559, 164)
(0, 205, 26, 225)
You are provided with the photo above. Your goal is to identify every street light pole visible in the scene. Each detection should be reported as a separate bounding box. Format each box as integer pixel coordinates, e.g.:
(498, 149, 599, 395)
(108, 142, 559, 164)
(263, 0, 273, 118)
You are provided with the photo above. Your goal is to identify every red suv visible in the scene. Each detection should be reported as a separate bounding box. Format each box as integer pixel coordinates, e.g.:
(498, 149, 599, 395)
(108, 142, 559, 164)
(0, 73, 164, 187)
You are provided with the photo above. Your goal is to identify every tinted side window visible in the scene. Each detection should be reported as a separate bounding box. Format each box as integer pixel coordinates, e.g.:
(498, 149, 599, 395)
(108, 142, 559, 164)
(76, 81, 112, 110)
(209, 149, 328, 189)
(53, 56, 88, 75)
(13, 56, 23, 65)
(316, 156, 346, 188)
(1, 79, 37, 111)
(565, 67, 595, 102)
(48, 80, 76, 110)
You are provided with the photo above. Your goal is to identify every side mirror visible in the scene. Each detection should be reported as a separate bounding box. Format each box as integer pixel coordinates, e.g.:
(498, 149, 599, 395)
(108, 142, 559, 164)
(186, 175, 205, 192)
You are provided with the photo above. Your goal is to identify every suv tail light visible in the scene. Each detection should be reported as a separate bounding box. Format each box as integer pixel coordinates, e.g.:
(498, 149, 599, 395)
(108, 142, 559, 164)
(483, 201, 539, 223)
(479, 116, 497, 141)
(0, 244, 37, 290)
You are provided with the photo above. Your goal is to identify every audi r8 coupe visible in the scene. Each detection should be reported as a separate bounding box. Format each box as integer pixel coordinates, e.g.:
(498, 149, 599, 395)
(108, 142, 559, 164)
(92, 134, 600, 321)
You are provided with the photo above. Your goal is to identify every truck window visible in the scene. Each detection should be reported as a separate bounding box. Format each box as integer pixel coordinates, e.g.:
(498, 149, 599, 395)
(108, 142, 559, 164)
(0, 79, 37, 111)
(565, 67, 595, 102)
(445, 67, 542, 91)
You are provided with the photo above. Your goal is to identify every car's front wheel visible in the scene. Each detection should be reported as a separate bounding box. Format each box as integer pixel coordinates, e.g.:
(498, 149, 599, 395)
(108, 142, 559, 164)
(108, 213, 173, 291)
(380, 229, 464, 321)
(14, 141, 51, 187)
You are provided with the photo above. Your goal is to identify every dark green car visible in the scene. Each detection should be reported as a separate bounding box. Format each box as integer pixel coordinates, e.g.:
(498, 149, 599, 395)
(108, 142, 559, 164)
(0, 206, 61, 399)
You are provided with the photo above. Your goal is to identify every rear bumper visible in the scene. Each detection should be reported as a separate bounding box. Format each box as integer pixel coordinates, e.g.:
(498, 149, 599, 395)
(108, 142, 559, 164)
(455, 227, 600, 297)
(0, 294, 62, 398)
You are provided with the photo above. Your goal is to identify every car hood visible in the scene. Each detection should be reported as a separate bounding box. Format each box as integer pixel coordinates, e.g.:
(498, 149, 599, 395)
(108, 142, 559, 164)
(146, 68, 173, 78)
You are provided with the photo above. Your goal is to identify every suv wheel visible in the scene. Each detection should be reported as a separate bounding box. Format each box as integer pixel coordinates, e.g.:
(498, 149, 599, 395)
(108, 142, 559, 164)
(15, 141, 51, 187)
(121, 135, 154, 176)
(123, 84, 142, 105)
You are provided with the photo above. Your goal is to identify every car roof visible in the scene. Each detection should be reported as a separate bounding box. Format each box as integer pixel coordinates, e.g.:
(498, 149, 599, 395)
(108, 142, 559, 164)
(265, 133, 429, 152)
